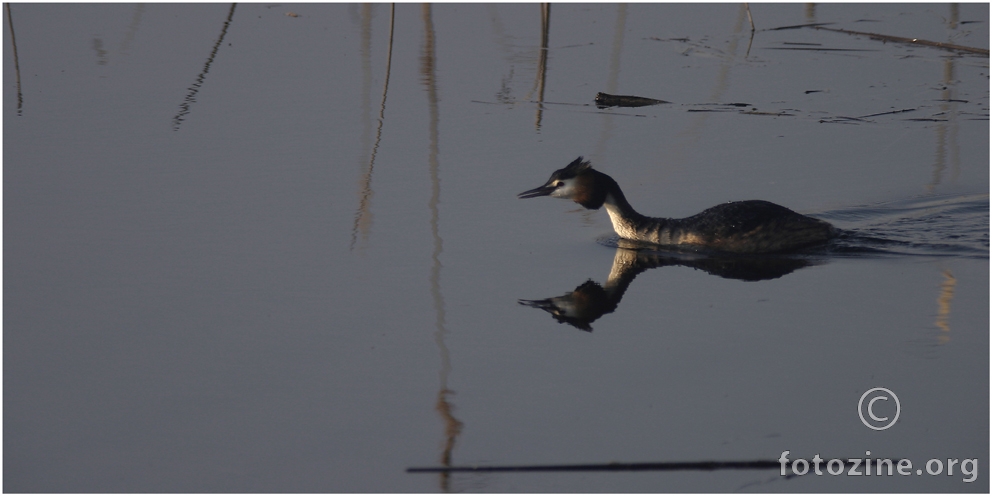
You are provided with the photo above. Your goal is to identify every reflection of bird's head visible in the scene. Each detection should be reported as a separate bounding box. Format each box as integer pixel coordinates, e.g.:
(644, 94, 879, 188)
(519, 280, 613, 332)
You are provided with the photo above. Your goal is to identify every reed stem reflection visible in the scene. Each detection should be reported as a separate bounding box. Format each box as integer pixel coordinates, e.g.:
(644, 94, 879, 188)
(350, 3, 395, 252)
(6, 3, 24, 115)
(172, 4, 236, 131)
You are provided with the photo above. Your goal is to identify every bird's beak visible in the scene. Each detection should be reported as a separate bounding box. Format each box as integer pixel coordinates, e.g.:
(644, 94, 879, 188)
(517, 183, 556, 199)
(518, 298, 556, 310)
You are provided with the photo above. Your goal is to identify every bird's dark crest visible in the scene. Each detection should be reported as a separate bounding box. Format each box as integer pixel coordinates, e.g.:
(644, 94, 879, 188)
(554, 156, 593, 180)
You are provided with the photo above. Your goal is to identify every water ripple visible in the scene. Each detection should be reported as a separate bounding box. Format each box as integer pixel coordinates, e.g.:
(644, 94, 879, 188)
(818, 193, 989, 259)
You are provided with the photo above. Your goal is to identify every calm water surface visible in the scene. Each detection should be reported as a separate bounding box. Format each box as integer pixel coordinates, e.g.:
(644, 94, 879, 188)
(4, 3, 989, 492)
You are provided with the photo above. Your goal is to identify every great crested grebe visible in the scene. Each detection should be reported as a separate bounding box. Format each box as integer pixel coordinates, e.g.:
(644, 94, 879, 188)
(518, 157, 836, 253)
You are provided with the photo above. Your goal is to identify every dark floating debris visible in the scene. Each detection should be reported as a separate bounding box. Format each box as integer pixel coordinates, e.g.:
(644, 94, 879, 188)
(685, 102, 753, 113)
(818, 108, 917, 124)
(813, 25, 989, 56)
(858, 108, 916, 119)
(742, 109, 795, 116)
(595, 92, 669, 108)
(408, 459, 785, 473)
(768, 22, 989, 56)
(819, 117, 864, 124)
(805, 90, 824, 94)
(648, 36, 691, 42)
(768, 22, 835, 31)
(765, 47, 877, 52)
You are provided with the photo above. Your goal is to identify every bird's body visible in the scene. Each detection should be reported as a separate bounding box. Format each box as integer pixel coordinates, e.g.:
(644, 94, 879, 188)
(518, 157, 836, 253)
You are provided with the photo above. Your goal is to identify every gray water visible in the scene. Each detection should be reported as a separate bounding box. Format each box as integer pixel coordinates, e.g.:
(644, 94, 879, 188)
(4, 3, 988, 492)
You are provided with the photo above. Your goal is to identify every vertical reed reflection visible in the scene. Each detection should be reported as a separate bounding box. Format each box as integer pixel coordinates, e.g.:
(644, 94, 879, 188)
(605, 4, 626, 97)
(118, 4, 145, 55)
(421, 5, 463, 492)
(5, 3, 23, 115)
(926, 4, 962, 193)
(172, 3, 237, 131)
(350, 4, 377, 251)
(666, 5, 748, 170)
(533, 4, 550, 131)
(708, 6, 747, 110)
(947, 3, 959, 29)
(92, 37, 108, 65)
(934, 269, 956, 344)
(592, 4, 627, 159)
(350, 4, 395, 252)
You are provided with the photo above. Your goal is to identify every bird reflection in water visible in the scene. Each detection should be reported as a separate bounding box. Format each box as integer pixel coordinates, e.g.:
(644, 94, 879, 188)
(519, 238, 819, 332)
